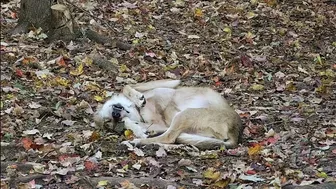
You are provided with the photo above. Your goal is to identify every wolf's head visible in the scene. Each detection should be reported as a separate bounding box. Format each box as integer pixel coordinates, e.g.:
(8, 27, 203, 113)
(94, 94, 141, 128)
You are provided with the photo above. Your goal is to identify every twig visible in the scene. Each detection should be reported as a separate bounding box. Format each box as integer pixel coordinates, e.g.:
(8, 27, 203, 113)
(264, 121, 283, 127)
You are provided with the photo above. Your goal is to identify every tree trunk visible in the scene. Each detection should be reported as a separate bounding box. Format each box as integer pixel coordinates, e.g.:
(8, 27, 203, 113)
(10, 0, 132, 50)
(11, 0, 53, 35)
(11, 0, 78, 41)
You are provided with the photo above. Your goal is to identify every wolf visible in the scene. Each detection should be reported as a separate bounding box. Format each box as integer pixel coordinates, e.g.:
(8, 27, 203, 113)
(94, 80, 243, 150)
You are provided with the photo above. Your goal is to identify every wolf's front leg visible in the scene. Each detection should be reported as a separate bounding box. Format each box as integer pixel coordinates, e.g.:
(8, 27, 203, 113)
(123, 117, 148, 138)
(123, 85, 146, 108)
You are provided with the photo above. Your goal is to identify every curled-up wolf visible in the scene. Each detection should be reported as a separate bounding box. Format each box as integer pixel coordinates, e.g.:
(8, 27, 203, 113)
(94, 79, 243, 150)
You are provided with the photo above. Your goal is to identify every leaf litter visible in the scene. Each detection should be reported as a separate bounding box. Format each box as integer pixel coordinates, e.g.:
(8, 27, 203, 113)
(1, 0, 336, 188)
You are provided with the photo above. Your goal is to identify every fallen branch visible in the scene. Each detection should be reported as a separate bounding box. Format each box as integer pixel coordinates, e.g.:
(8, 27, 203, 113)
(1, 162, 34, 173)
(12, 174, 47, 183)
(283, 182, 336, 189)
(88, 176, 180, 188)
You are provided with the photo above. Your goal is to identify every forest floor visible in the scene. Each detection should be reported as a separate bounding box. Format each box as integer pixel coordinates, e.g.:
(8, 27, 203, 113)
(1, 0, 336, 188)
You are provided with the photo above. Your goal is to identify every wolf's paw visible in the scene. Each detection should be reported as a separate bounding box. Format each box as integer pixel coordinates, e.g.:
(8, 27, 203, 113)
(131, 93, 146, 108)
(129, 139, 141, 146)
(123, 117, 148, 139)
(123, 86, 146, 108)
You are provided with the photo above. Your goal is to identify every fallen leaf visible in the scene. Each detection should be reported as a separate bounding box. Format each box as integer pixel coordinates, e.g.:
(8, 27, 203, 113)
(178, 159, 192, 167)
(250, 84, 264, 91)
(188, 35, 200, 39)
(246, 170, 257, 175)
(35, 69, 54, 78)
(132, 163, 141, 170)
(214, 178, 230, 188)
(156, 146, 167, 157)
(89, 131, 100, 142)
(316, 172, 328, 178)
(22, 138, 33, 150)
(298, 65, 309, 75)
(265, 129, 275, 137)
(194, 8, 203, 17)
(61, 120, 76, 126)
(23, 129, 40, 135)
(28, 102, 42, 109)
(70, 63, 84, 76)
(203, 168, 220, 181)
(248, 144, 262, 156)
(97, 180, 108, 186)
(133, 147, 144, 157)
(239, 174, 265, 182)
(84, 160, 98, 171)
(246, 12, 257, 19)
(15, 69, 24, 77)
(124, 129, 134, 140)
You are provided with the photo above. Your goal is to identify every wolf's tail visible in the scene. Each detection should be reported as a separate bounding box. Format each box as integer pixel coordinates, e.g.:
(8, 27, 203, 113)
(131, 79, 181, 92)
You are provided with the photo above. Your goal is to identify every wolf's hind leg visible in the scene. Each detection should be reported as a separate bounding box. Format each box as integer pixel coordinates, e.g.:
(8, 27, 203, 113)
(132, 112, 186, 145)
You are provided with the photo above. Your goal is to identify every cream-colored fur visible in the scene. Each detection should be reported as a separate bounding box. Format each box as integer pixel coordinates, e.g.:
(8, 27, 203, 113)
(94, 79, 243, 150)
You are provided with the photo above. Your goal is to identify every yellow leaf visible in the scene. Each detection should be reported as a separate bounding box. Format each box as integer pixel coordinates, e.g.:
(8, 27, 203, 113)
(315, 54, 323, 65)
(94, 95, 104, 102)
(203, 168, 220, 181)
(246, 31, 254, 39)
(148, 24, 155, 30)
(250, 84, 264, 91)
(316, 172, 328, 178)
(55, 77, 69, 87)
(164, 64, 178, 71)
(223, 27, 231, 34)
(97, 180, 108, 186)
(194, 8, 203, 17)
(70, 63, 84, 76)
(34, 80, 44, 89)
(265, 0, 277, 6)
(219, 145, 226, 152)
(110, 58, 119, 65)
(86, 82, 101, 92)
(6, 94, 14, 99)
(248, 144, 262, 156)
(315, 85, 327, 94)
(119, 64, 128, 72)
(124, 129, 134, 139)
(286, 81, 296, 92)
(246, 12, 256, 19)
(83, 56, 93, 67)
(250, 0, 258, 5)
(214, 178, 230, 187)
(324, 69, 335, 78)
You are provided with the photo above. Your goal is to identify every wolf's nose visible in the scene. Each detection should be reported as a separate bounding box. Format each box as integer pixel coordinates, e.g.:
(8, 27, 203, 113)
(112, 112, 121, 118)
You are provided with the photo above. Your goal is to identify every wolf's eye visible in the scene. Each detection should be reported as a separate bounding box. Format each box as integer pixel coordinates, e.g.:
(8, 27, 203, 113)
(139, 95, 144, 100)
(112, 104, 124, 110)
